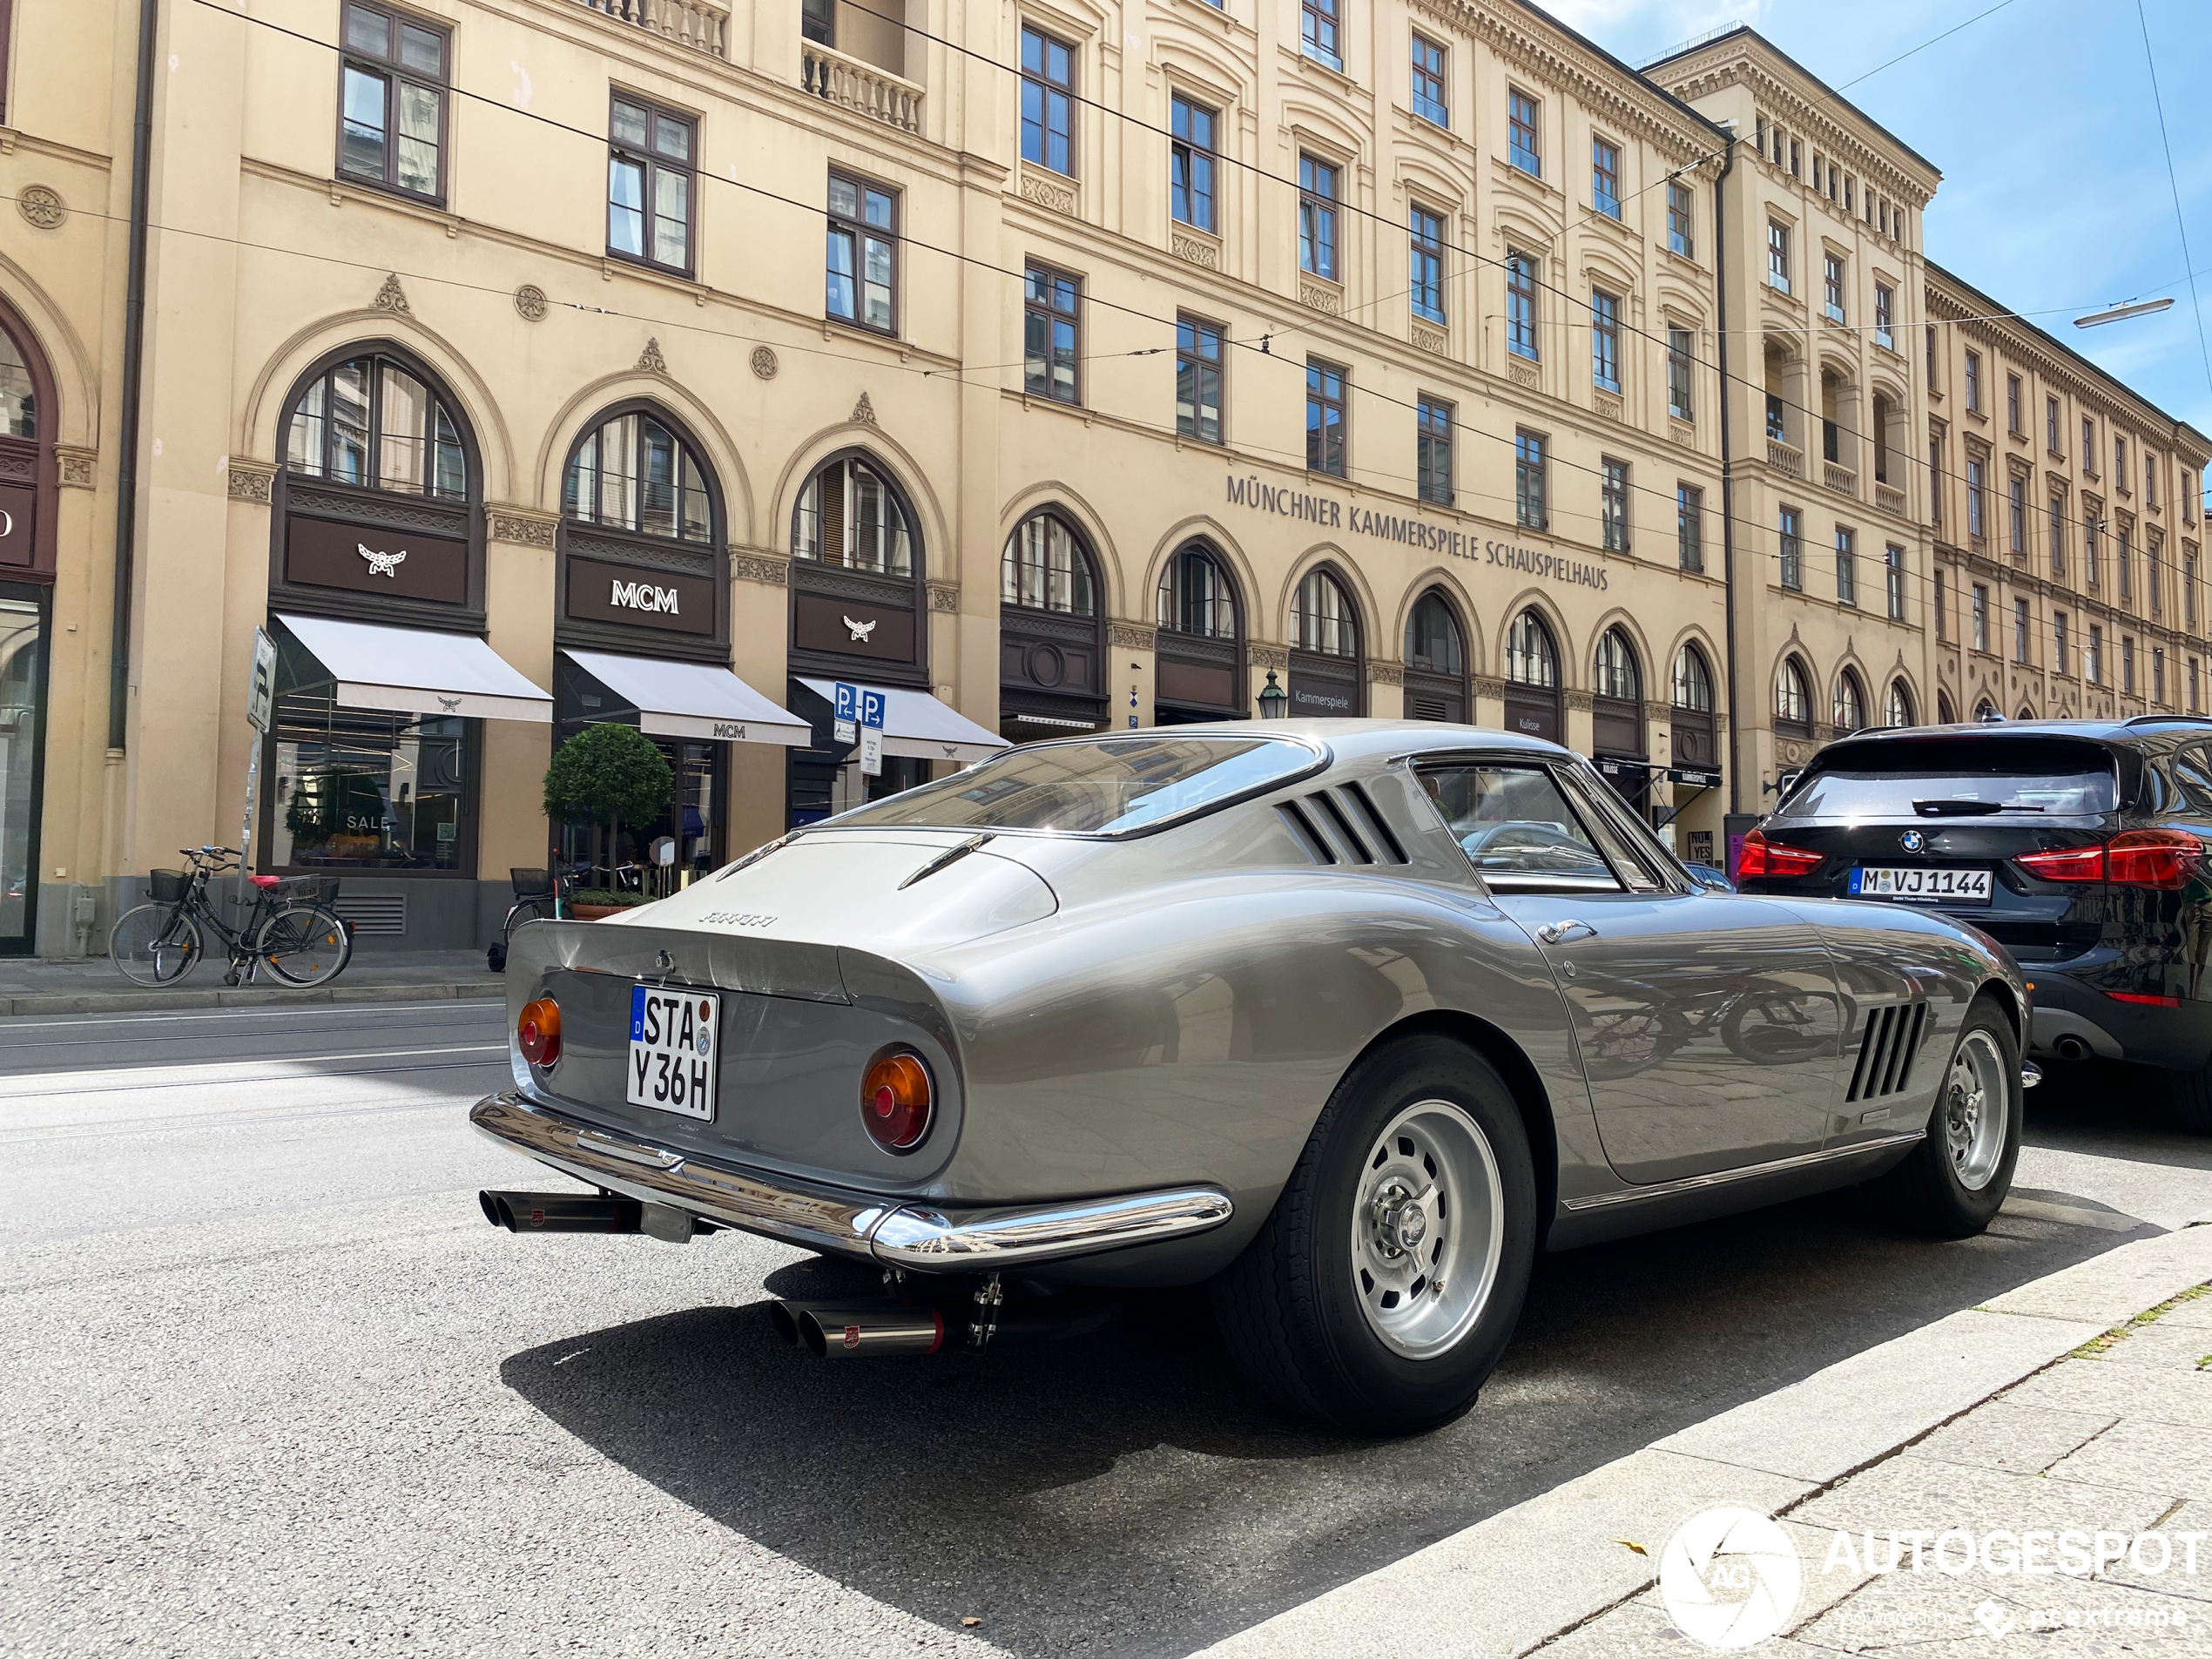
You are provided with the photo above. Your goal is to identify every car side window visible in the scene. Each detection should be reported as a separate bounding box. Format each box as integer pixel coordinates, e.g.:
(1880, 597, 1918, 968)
(1416, 763, 1623, 890)
(1555, 767, 1667, 892)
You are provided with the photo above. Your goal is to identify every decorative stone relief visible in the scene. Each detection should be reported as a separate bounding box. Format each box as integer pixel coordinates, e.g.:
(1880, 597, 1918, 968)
(514, 284, 548, 322)
(55, 447, 95, 489)
(732, 552, 790, 586)
(1249, 643, 1290, 670)
(1107, 622, 1157, 650)
(226, 462, 277, 503)
(373, 273, 410, 314)
(927, 583, 961, 613)
(1366, 661, 1405, 686)
(487, 509, 558, 548)
(1170, 233, 1219, 271)
(852, 391, 878, 426)
(1298, 283, 1340, 316)
(1779, 739, 1811, 765)
(1565, 689, 1595, 712)
(17, 185, 64, 229)
(750, 346, 779, 381)
(1594, 391, 1624, 423)
(1509, 361, 1541, 389)
(1018, 171, 1076, 216)
(1474, 676, 1506, 700)
(1669, 421, 1697, 448)
(637, 338, 668, 374)
(1410, 322, 1447, 356)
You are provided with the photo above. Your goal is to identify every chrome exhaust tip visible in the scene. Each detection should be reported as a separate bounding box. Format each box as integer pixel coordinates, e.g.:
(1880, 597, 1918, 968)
(775, 1302, 946, 1359)
(479, 1190, 643, 1233)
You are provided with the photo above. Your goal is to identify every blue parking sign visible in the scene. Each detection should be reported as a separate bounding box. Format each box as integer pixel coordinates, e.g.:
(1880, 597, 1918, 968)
(833, 682, 859, 725)
(860, 689, 886, 730)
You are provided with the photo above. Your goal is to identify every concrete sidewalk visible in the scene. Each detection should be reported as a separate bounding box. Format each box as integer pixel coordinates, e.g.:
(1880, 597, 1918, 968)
(0, 948, 505, 1015)
(1197, 1224, 2212, 1658)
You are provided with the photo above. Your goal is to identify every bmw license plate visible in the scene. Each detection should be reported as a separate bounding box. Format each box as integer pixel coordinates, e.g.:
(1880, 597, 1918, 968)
(627, 986, 718, 1120)
(1850, 866, 1993, 905)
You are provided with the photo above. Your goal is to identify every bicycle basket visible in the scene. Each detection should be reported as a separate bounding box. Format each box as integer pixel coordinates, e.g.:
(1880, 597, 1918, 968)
(509, 867, 554, 900)
(148, 870, 188, 903)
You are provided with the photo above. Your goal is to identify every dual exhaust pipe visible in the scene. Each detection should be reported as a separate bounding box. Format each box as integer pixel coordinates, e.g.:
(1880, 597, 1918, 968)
(769, 1300, 948, 1358)
(479, 1190, 698, 1242)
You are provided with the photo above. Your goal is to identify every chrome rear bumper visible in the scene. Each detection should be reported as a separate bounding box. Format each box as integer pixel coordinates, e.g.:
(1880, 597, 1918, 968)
(469, 1090, 1234, 1271)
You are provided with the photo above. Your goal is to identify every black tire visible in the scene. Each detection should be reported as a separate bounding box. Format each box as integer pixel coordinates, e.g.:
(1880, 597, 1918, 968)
(257, 903, 353, 987)
(487, 942, 507, 974)
(1212, 1035, 1538, 1435)
(2168, 1069, 2212, 1135)
(109, 902, 204, 987)
(1870, 994, 2022, 1237)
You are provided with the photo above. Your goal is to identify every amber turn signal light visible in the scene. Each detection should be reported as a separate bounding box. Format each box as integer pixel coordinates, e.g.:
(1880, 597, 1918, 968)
(518, 997, 562, 1068)
(861, 1052, 932, 1152)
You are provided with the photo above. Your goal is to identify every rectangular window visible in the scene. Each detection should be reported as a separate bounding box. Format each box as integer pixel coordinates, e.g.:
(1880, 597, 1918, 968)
(1506, 251, 1538, 361)
(1678, 485, 1703, 573)
(1823, 253, 1846, 322)
(1766, 221, 1790, 293)
(2156, 646, 2168, 707)
(608, 96, 694, 273)
(2188, 551, 2200, 628)
(1417, 395, 1453, 505)
(1514, 429, 1547, 529)
(1973, 583, 1990, 653)
(1667, 182, 1694, 258)
(1930, 432, 1945, 525)
(1508, 91, 1541, 177)
(1768, 392, 1786, 443)
(1966, 457, 1985, 539)
(1964, 350, 1981, 413)
(1836, 525, 1857, 607)
(1301, 0, 1340, 71)
(1874, 283, 1894, 350)
(1410, 206, 1447, 323)
(1928, 325, 1939, 392)
(1023, 262, 1080, 405)
(2014, 597, 2030, 664)
(1935, 568, 1948, 639)
(1590, 289, 1621, 392)
(1885, 543, 1905, 620)
(2009, 475, 2027, 557)
(1779, 505, 1802, 590)
(2047, 395, 2060, 454)
(1019, 25, 1074, 175)
(2116, 435, 2129, 488)
(1170, 95, 1217, 231)
(1298, 155, 1339, 281)
(1175, 314, 1223, 445)
(1790, 138, 1800, 177)
(2089, 623, 2104, 685)
(1601, 458, 1629, 552)
(2049, 493, 2067, 578)
(2150, 532, 2164, 616)
(2054, 610, 2068, 677)
(339, 3, 448, 200)
(2148, 455, 2159, 508)
(1305, 358, 1345, 476)
(2005, 373, 2024, 435)
(1591, 137, 1621, 219)
(2087, 509, 2102, 587)
(825, 172, 897, 334)
(2194, 657, 2202, 712)
(1411, 34, 1448, 126)
(2119, 525, 2133, 601)
(2123, 636, 2137, 695)
(2083, 416, 2096, 470)
(1667, 327, 1694, 421)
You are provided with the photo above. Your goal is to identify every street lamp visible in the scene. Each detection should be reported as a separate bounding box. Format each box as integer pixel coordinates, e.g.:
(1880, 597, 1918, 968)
(1258, 668, 1289, 719)
(2075, 298, 2175, 328)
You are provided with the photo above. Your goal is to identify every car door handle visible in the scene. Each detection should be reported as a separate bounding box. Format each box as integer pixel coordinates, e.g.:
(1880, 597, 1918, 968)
(1535, 920, 1598, 945)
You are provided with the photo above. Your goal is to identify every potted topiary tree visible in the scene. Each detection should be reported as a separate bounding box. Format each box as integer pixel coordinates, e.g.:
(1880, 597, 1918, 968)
(543, 724, 675, 920)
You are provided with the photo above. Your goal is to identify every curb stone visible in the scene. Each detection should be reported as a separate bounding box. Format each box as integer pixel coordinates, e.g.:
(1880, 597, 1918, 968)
(0, 981, 505, 1016)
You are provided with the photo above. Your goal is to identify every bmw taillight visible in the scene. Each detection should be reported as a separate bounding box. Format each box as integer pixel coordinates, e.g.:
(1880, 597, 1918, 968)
(2017, 830, 2204, 890)
(518, 997, 562, 1067)
(1737, 828, 1824, 879)
(861, 1052, 933, 1152)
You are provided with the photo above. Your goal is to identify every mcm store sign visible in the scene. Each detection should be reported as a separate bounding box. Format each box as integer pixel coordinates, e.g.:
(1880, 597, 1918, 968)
(565, 556, 714, 636)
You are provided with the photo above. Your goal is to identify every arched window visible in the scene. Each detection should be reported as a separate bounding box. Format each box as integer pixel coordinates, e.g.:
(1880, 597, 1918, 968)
(1672, 644, 1715, 713)
(1775, 656, 1812, 732)
(792, 455, 911, 572)
(1833, 669, 1867, 733)
(1292, 569, 1357, 657)
(1507, 610, 1559, 687)
(1885, 678, 1914, 727)
(0, 330, 34, 438)
(1938, 689, 1958, 725)
(1404, 590, 1468, 722)
(1002, 512, 1095, 615)
(564, 409, 712, 543)
(287, 353, 467, 499)
(1669, 644, 1718, 769)
(1157, 544, 1238, 639)
(1595, 628, 1641, 702)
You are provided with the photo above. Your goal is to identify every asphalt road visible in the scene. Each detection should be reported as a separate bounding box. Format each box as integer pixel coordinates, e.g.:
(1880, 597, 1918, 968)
(4, 1001, 2211, 1658)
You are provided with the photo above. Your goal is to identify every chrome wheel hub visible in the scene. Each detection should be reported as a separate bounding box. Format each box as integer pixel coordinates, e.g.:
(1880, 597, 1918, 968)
(1944, 1028, 2010, 1192)
(1351, 1099, 1505, 1360)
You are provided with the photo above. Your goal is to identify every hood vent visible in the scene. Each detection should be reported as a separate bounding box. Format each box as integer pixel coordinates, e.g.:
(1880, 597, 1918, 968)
(1847, 1001, 1930, 1103)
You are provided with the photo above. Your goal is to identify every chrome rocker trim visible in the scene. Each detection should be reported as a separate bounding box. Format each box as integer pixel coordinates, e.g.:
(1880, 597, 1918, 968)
(1559, 1130, 1926, 1212)
(469, 1089, 1234, 1270)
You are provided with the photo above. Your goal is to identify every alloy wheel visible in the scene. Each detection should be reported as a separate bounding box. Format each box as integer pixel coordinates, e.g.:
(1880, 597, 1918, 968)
(1944, 1027, 2010, 1191)
(1349, 1099, 1506, 1359)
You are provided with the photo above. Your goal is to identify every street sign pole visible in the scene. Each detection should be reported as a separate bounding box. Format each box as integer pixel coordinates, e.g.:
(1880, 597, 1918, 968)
(240, 627, 278, 873)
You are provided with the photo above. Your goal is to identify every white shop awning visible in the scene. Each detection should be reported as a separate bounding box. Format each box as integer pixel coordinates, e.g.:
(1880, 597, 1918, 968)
(797, 677, 1010, 764)
(561, 650, 811, 746)
(276, 614, 552, 723)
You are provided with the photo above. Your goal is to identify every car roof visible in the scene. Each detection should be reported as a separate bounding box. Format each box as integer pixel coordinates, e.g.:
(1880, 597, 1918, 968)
(1144, 718, 1576, 765)
(1817, 717, 2212, 752)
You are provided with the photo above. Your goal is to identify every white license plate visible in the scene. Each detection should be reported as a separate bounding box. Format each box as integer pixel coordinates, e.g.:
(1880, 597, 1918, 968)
(627, 986, 718, 1120)
(1851, 866, 1993, 905)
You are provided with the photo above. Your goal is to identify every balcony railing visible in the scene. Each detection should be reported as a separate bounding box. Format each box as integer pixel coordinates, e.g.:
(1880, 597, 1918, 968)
(1876, 482, 1907, 516)
(1767, 438, 1803, 477)
(578, 0, 728, 57)
(803, 43, 924, 134)
(1823, 462, 1858, 499)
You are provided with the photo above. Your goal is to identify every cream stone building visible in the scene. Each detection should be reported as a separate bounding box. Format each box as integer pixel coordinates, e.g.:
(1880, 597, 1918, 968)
(0, 0, 2199, 954)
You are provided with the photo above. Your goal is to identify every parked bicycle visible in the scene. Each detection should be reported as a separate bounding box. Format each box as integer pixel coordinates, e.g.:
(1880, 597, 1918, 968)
(487, 866, 565, 974)
(110, 846, 352, 988)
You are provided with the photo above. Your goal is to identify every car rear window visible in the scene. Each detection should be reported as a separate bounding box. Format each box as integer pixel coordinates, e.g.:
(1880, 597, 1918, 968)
(1771, 737, 2120, 822)
(825, 734, 1320, 835)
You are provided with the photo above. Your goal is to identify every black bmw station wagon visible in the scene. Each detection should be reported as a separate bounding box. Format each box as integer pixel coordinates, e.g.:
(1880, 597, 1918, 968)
(1739, 718, 2212, 1130)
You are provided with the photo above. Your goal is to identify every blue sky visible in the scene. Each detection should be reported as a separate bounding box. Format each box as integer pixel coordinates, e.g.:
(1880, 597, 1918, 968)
(1551, 0, 2212, 448)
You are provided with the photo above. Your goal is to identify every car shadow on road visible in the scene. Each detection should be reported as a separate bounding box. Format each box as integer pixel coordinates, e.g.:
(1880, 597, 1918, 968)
(497, 1185, 2148, 1659)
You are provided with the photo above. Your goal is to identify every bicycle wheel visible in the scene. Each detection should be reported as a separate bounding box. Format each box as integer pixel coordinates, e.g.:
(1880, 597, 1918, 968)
(110, 903, 206, 987)
(257, 904, 352, 987)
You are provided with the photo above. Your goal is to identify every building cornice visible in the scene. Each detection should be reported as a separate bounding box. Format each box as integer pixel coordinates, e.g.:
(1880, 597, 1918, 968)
(1655, 51, 1937, 208)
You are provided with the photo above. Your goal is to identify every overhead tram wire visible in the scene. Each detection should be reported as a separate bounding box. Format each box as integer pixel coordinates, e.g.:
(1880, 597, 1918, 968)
(2128, 0, 2212, 404)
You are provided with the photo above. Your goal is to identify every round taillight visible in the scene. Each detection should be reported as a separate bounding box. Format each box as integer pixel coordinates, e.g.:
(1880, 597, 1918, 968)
(518, 997, 562, 1067)
(861, 1052, 933, 1152)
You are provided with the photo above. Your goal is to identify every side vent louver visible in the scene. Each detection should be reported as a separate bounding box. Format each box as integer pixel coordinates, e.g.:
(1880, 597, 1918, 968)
(1341, 782, 1409, 863)
(1311, 792, 1373, 863)
(1277, 800, 1336, 864)
(1280, 784, 1414, 867)
(1846, 1001, 1930, 1103)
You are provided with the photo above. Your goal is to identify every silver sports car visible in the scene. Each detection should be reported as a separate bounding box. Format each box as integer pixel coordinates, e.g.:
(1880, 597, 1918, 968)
(474, 721, 2031, 1433)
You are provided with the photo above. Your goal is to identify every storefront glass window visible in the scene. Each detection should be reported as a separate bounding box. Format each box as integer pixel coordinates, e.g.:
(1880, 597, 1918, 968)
(0, 599, 43, 946)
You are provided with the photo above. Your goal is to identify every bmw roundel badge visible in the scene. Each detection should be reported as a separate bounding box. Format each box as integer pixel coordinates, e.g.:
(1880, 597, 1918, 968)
(1899, 829, 1925, 853)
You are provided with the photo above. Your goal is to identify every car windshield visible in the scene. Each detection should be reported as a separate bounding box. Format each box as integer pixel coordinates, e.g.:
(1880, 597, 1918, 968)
(1771, 738, 2120, 822)
(826, 734, 1319, 835)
